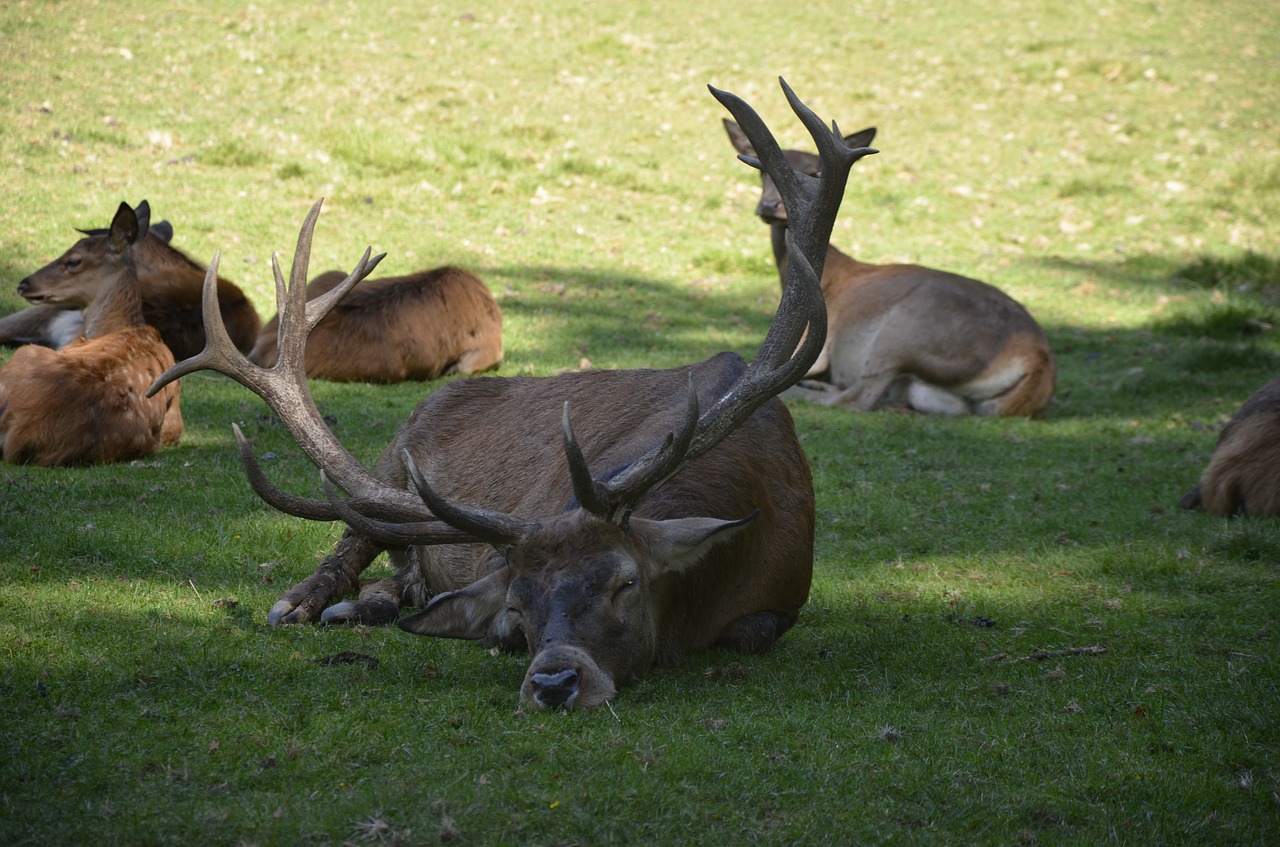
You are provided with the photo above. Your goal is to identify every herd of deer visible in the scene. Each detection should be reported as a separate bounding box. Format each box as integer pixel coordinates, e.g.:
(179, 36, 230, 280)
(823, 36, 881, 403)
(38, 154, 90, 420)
(0, 83, 1273, 708)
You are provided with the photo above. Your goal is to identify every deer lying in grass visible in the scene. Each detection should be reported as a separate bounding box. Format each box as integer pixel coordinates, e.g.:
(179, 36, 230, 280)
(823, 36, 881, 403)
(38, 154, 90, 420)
(150, 80, 875, 709)
(725, 120, 1057, 417)
(248, 265, 503, 382)
(1, 205, 261, 359)
(1179, 375, 1280, 517)
(0, 201, 183, 466)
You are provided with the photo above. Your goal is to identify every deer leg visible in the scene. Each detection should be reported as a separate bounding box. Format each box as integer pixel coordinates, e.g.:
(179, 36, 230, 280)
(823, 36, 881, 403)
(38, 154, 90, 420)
(319, 578, 405, 625)
(712, 610, 795, 654)
(268, 531, 383, 625)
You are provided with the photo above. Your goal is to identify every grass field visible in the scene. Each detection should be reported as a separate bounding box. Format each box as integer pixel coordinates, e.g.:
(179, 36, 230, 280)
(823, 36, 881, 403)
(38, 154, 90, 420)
(1, 1, 1278, 844)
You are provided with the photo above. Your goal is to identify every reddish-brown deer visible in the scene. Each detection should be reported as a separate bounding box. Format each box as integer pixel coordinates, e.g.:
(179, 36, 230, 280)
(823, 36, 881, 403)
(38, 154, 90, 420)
(725, 120, 1057, 417)
(1, 208, 261, 359)
(0, 201, 183, 466)
(248, 265, 503, 382)
(149, 80, 876, 709)
(1179, 375, 1280, 517)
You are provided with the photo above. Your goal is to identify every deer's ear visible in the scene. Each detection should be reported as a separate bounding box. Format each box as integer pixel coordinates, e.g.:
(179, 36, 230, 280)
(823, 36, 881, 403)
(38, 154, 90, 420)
(151, 220, 174, 243)
(108, 202, 140, 254)
(723, 119, 756, 157)
(631, 511, 758, 575)
(844, 127, 877, 149)
(397, 568, 509, 640)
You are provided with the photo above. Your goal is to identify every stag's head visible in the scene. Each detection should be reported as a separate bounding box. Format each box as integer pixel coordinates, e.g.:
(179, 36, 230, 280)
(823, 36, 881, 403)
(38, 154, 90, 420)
(386, 503, 756, 709)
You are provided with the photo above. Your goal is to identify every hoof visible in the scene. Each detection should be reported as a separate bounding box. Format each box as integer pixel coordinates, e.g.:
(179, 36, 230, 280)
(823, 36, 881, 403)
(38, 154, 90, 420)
(319, 601, 360, 625)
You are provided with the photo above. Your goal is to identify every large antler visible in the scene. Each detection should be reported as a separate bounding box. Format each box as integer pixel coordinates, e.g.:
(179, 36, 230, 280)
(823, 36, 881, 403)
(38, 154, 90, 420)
(382, 78, 877, 534)
(146, 199, 472, 543)
(590, 79, 876, 518)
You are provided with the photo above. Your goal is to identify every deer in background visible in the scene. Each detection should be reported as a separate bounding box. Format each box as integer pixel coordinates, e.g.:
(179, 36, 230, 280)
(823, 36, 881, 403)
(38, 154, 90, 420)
(725, 120, 1056, 418)
(248, 264, 503, 382)
(1, 208, 261, 359)
(1179, 375, 1280, 517)
(0, 201, 183, 466)
(149, 80, 875, 709)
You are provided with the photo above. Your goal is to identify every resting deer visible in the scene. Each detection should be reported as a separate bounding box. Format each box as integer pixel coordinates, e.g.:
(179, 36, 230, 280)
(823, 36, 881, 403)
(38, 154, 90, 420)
(1179, 375, 1280, 517)
(725, 120, 1056, 417)
(0, 201, 183, 466)
(1, 208, 261, 359)
(248, 265, 503, 382)
(149, 80, 875, 709)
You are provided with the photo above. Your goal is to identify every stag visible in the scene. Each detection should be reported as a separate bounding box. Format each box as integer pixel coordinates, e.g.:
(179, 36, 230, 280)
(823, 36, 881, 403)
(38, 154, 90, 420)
(248, 265, 503, 382)
(150, 81, 876, 709)
(0, 201, 183, 466)
(1, 207, 261, 359)
(1179, 375, 1280, 517)
(725, 120, 1056, 417)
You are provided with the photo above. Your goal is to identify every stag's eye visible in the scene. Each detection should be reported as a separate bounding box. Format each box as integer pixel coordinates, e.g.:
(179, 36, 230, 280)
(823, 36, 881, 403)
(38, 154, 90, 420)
(64, 257, 82, 271)
(613, 579, 636, 600)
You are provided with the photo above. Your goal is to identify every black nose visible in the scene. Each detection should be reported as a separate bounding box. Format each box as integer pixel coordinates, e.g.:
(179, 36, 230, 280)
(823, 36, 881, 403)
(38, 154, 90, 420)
(531, 668, 580, 709)
(17, 277, 31, 296)
(757, 199, 788, 223)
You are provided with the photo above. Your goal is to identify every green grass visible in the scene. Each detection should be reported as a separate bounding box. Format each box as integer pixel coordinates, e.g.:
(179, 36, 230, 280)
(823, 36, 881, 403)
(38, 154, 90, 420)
(2, 0, 1279, 844)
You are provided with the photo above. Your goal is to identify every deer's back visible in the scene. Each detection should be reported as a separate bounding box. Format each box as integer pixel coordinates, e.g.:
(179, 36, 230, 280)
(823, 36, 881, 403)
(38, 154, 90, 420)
(132, 236, 262, 358)
(0, 326, 182, 465)
(254, 267, 503, 381)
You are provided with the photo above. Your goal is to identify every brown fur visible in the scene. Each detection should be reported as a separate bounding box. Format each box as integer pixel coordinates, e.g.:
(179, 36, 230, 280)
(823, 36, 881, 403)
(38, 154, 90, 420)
(0, 201, 182, 466)
(4, 212, 260, 359)
(266, 355, 813, 707)
(248, 266, 502, 382)
(1180, 376, 1280, 516)
(725, 120, 1056, 418)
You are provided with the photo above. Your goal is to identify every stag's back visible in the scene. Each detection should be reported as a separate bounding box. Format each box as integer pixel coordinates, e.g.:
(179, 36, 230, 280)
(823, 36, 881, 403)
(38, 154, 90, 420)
(130, 234, 262, 359)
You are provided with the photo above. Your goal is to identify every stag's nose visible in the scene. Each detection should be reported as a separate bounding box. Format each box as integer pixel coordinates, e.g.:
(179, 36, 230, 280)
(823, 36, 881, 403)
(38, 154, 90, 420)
(531, 668, 580, 709)
(16, 277, 31, 297)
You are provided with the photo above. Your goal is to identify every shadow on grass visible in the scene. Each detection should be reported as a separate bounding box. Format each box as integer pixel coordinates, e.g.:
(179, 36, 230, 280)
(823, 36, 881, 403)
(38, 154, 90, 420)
(1037, 250, 1280, 300)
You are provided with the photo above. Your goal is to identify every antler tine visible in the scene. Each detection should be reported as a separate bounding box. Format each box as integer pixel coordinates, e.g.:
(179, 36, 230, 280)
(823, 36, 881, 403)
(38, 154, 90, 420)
(150, 199, 440, 523)
(148, 253, 245, 393)
(401, 450, 533, 547)
(321, 473, 474, 548)
(562, 402, 612, 518)
(596, 376, 700, 520)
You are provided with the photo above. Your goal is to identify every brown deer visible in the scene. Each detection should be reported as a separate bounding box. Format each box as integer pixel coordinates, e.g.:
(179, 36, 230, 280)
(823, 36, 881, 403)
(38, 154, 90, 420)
(1179, 375, 1280, 517)
(248, 265, 503, 382)
(725, 120, 1057, 417)
(149, 80, 876, 709)
(0, 201, 183, 466)
(2, 208, 261, 359)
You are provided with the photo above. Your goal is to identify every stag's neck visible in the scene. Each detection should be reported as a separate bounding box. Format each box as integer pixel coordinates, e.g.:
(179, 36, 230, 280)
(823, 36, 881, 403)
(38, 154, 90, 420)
(81, 263, 145, 338)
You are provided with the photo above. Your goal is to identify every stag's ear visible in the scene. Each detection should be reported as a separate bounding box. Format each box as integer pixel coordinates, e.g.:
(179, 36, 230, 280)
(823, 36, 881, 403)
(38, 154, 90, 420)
(845, 127, 877, 149)
(723, 119, 755, 157)
(632, 511, 758, 575)
(397, 568, 509, 641)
